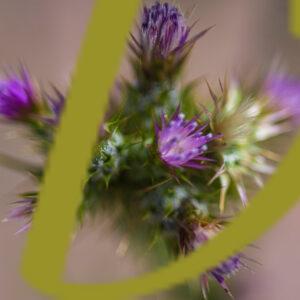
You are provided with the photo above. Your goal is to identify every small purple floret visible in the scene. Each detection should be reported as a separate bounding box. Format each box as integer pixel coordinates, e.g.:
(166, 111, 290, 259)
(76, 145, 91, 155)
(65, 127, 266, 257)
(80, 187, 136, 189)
(141, 2, 189, 57)
(156, 109, 216, 169)
(3, 198, 36, 234)
(0, 68, 36, 120)
(265, 74, 300, 126)
(180, 222, 242, 297)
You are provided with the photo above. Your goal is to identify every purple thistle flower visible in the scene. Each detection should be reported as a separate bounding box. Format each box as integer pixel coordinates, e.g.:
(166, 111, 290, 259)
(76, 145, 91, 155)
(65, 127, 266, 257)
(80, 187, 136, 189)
(3, 197, 36, 234)
(156, 109, 217, 169)
(141, 2, 189, 57)
(265, 74, 300, 126)
(0, 68, 37, 120)
(179, 221, 242, 298)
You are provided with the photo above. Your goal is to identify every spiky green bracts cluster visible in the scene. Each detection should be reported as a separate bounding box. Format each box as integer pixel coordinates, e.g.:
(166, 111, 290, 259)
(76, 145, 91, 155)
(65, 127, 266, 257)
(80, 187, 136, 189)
(1, 2, 299, 299)
(206, 78, 294, 212)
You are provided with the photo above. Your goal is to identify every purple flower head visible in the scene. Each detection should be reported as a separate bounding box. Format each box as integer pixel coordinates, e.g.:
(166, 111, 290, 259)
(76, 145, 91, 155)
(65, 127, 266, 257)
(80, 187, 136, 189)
(179, 221, 242, 298)
(265, 74, 300, 126)
(156, 108, 217, 169)
(141, 2, 189, 57)
(0, 68, 37, 120)
(3, 197, 36, 234)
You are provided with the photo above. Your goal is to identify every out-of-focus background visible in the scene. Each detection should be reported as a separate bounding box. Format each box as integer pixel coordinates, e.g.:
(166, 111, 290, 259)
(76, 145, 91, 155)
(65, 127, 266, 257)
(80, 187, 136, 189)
(0, 0, 300, 299)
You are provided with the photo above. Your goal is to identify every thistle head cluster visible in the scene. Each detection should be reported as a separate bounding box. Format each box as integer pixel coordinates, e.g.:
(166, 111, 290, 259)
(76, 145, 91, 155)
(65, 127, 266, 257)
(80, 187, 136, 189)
(1, 2, 299, 300)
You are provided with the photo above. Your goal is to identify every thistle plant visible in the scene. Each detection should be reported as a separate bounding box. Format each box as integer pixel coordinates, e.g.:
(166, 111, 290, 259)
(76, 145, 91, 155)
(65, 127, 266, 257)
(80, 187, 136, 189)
(1, 2, 299, 299)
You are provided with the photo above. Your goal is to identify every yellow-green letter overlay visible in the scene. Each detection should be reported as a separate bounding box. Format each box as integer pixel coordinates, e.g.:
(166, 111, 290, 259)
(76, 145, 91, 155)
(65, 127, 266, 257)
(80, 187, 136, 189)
(290, 0, 300, 37)
(22, 1, 300, 299)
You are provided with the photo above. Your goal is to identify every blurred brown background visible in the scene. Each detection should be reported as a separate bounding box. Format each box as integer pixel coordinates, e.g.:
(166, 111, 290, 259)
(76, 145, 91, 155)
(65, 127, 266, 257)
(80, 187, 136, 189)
(0, 0, 300, 299)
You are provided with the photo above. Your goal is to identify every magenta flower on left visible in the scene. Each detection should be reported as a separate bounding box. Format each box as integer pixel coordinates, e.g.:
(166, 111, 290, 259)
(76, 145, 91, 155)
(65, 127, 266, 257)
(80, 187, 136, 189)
(3, 196, 36, 234)
(0, 68, 38, 120)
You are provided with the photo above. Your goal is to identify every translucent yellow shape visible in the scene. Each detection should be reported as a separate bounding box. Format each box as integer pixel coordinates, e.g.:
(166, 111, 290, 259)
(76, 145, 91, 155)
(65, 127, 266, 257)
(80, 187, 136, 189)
(22, 1, 300, 299)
